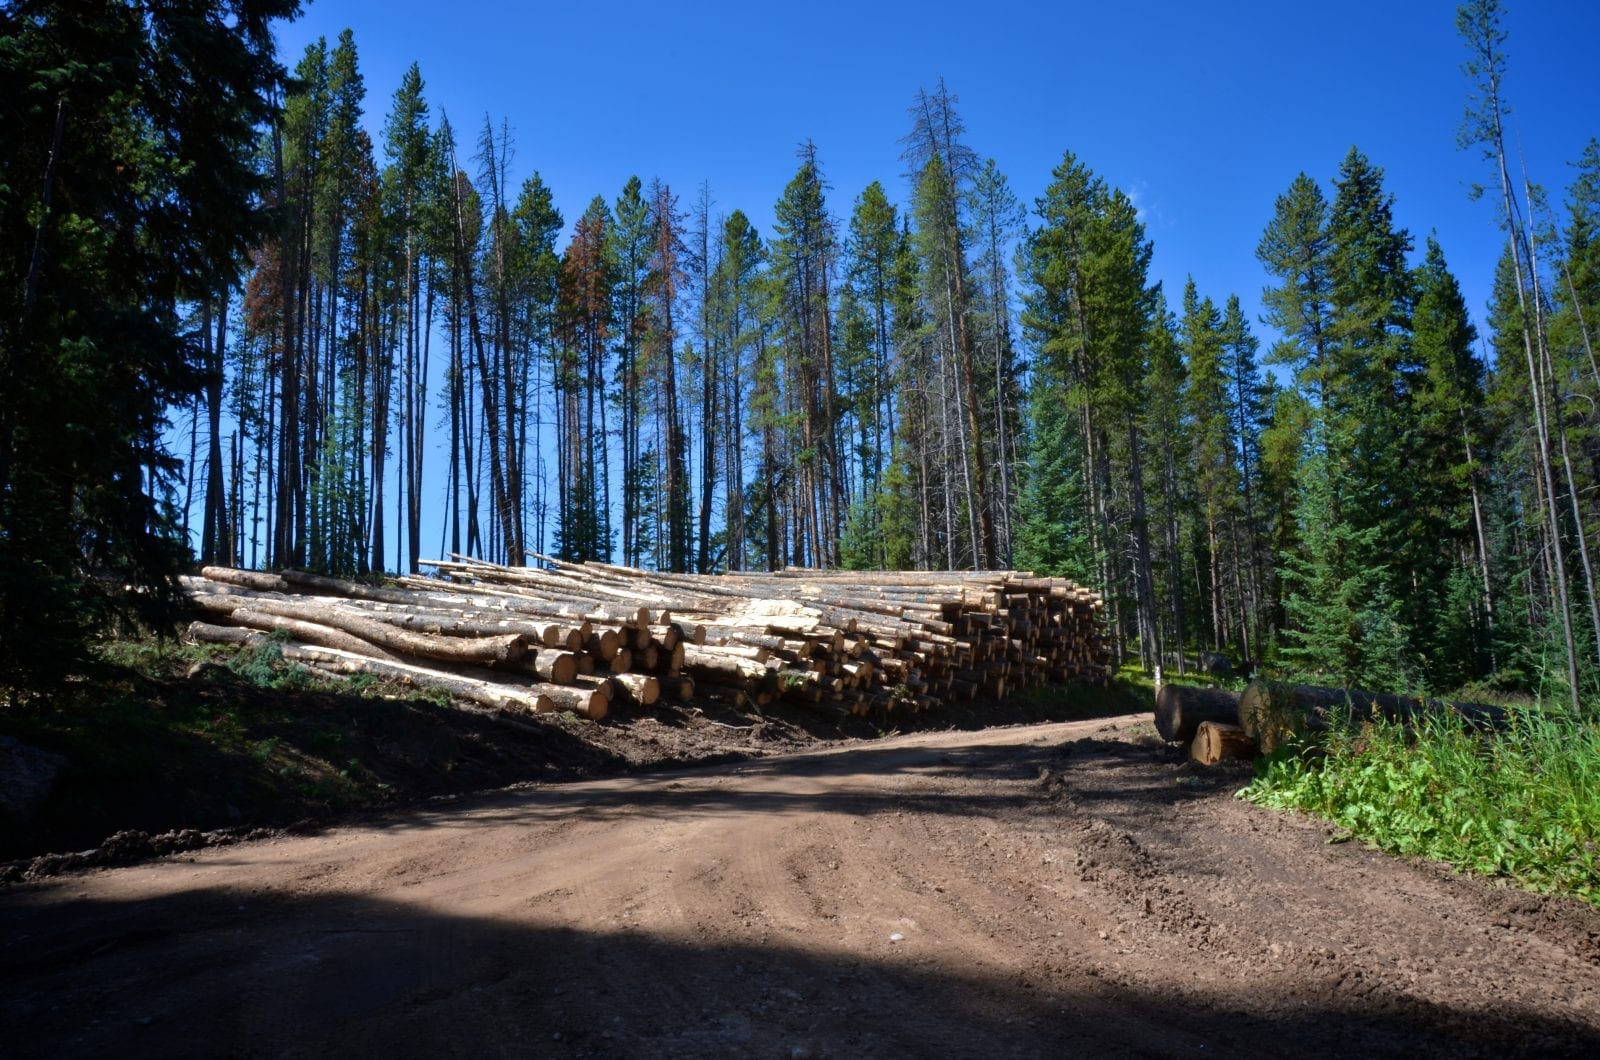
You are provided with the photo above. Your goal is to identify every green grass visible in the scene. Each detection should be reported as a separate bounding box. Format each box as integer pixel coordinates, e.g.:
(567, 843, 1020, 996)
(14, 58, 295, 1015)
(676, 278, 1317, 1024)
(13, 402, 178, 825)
(1241, 708, 1600, 906)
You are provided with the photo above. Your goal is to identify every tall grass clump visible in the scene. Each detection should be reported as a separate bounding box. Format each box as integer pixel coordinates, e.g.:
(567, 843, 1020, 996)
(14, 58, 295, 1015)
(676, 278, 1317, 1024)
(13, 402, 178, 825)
(1241, 708, 1600, 905)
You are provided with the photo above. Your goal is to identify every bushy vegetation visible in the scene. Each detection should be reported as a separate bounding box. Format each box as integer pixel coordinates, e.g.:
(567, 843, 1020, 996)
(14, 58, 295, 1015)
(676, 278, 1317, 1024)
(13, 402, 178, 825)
(1241, 709, 1600, 906)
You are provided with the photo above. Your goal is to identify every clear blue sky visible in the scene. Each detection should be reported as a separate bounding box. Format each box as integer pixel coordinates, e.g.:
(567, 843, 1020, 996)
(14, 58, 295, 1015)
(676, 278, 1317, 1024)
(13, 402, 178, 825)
(275, 0, 1600, 351)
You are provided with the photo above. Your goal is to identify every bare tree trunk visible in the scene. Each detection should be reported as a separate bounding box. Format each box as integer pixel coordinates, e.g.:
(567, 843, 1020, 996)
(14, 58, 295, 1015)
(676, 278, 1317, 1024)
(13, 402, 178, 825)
(1475, 45, 1581, 707)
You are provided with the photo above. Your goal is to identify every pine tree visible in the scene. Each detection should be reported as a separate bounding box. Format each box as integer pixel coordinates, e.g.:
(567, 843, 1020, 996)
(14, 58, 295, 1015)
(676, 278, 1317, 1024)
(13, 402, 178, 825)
(0, 0, 302, 683)
(555, 196, 614, 561)
(647, 180, 692, 572)
(769, 145, 839, 568)
(509, 171, 564, 557)
(1013, 368, 1091, 581)
(1411, 237, 1494, 681)
(377, 63, 434, 570)
(1258, 173, 1335, 410)
(1142, 296, 1189, 671)
(1021, 154, 1159, 666)
(1458, 0, 1583, 706)
(1277, 430, 1393, 686)
(708, 210, 764, 569)
(965, 158, 1027, 564)
(1181, 278, 1236, 654)
(1221, 293, 1269, 659)
(612, 176, 653, 567)
(1020, 152, 1110, 597)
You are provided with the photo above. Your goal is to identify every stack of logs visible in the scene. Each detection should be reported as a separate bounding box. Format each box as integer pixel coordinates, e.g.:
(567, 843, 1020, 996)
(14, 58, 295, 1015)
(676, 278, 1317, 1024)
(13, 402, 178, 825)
(1156, 679, 1508, 764)
(182, 556, 1109, 721)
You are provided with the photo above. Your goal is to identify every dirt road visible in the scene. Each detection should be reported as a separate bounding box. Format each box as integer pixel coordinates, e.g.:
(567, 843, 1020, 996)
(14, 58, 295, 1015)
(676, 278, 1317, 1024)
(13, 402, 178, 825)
(4, 715, 1599, 1057)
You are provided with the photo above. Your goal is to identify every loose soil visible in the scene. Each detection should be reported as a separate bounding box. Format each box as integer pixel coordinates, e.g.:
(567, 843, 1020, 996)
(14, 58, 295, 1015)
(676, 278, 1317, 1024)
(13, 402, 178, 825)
(5, 716, 1598, 1057)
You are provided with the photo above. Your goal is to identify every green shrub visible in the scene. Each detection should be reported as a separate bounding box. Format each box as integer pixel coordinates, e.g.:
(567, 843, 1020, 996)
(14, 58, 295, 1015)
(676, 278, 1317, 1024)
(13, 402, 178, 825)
(1241, 708, 1600, 905)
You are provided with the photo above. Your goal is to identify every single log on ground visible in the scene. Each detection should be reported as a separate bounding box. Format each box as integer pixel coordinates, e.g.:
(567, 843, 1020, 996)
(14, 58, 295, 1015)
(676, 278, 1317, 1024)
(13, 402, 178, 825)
(1238, 680, 1508, 753)
(186, 626, 556, 714)
(1189, 721, 1256, 765)
(585, 628, 623, 663)
(1154, 683, 1242, 744)
(186, 621, 257, 647)
(222, 598, 528, 667)
(571, 674, 614, 702)
(228, 608, 402, 662)
(199, 566, 289, 592)
(329, 606, 571, 647)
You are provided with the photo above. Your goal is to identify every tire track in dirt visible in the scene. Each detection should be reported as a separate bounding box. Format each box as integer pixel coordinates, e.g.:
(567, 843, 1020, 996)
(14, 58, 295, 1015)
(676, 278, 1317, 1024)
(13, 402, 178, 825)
(3, 716, 1599, 1057)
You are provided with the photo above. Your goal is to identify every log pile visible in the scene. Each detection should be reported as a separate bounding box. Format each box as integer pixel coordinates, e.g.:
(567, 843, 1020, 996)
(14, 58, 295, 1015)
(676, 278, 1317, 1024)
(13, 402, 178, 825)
(181, 558, 1109, 722)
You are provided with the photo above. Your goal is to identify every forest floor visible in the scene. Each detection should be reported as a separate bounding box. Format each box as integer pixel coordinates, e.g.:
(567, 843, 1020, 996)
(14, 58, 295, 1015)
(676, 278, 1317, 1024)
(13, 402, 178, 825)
(5, 696, 1600, 1055)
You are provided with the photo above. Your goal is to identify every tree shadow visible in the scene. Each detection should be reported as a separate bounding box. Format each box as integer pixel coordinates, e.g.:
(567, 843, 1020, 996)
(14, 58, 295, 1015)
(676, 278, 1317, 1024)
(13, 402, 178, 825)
(2, 883, 1593, 1058)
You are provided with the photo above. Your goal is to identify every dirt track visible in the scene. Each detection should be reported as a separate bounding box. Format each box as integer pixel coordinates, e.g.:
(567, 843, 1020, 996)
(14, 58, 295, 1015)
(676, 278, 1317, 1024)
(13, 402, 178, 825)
(5, 715, 1599, 1057)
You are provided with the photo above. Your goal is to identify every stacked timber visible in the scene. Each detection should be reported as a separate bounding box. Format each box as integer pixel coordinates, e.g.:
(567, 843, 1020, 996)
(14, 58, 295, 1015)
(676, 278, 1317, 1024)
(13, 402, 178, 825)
(180, 559, 1108, 721)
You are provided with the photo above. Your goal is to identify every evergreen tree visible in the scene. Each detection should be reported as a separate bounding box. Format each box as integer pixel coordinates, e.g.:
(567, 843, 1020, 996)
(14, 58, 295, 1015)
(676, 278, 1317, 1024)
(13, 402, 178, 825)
(708, 209, 764, 569)
(1013, 369, 1091, 581)
(1411, 237, 1493, 682)
(1181, 278, 1236, 653)
(1021, 153, 1160, 665)
(1020, 152, 1108, 591)
(1142, 296, 1189, 670)
(1258, 174, 1335, 410)
(555, 196, 614, 561)
(965, 158, 1027, 564)
(769, 145, 840, 568)
(0, 0, 301, 684)
(510, 171, 564, 557)
(647, 180, 691, 572)
(1277, 430, 1396, 686)
(843, 181, 903, 559)
(1221, 293, 1269, 658)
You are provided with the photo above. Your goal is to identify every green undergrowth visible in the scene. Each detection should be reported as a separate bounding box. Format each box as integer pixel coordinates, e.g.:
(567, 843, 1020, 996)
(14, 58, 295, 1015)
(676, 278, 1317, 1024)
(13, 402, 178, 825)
(1241, 708, 1600, 906)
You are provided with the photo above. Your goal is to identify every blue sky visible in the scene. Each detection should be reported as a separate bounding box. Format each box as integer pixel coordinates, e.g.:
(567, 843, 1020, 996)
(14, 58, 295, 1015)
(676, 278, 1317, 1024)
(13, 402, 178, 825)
(275, 0, 1600, 351)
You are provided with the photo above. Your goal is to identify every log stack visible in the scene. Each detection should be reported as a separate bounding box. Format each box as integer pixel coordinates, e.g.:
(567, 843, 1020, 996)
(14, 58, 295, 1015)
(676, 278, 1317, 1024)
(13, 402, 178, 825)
(180, 559, 1108, 722)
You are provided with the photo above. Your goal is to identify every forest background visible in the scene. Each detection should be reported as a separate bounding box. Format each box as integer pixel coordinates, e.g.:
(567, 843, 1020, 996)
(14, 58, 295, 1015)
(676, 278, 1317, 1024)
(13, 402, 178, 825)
(5, 0, 1600, 708)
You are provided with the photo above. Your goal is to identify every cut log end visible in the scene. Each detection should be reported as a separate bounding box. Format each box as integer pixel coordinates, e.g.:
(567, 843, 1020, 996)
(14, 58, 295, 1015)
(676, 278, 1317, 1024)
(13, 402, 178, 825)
(1189, 721, 1256, 766)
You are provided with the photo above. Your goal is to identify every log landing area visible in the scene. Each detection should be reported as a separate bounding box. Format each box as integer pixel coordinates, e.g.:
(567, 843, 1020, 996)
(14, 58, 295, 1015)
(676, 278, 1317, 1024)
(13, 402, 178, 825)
(183, 558, 1110, 722)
